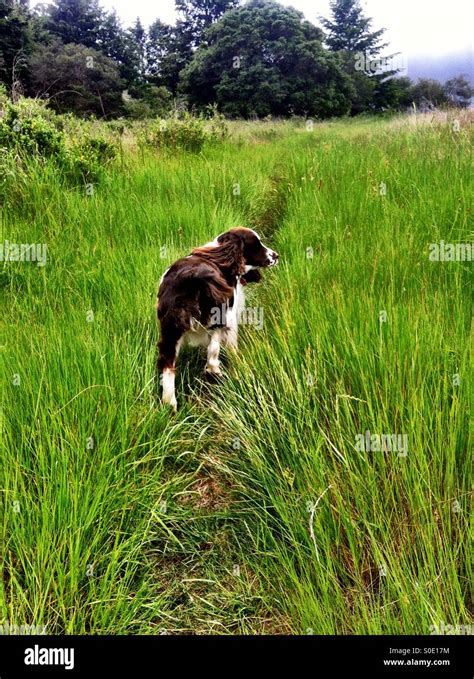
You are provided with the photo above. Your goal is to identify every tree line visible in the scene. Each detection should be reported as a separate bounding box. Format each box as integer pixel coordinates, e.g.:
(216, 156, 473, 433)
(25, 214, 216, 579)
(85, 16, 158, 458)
(1, 0, 472, 118)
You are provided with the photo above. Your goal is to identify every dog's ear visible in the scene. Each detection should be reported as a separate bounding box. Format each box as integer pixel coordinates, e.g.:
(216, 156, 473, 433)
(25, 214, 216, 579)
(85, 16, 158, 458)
(193, 230, 245, 273)
(215, 231, 245, 268)
(240, 269, 262, 284)
(217, 231, 244, 253)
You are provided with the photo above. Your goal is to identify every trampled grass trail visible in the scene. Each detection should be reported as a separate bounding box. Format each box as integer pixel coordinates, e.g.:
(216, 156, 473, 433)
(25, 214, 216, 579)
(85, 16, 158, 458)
(2, 114, 472, 634)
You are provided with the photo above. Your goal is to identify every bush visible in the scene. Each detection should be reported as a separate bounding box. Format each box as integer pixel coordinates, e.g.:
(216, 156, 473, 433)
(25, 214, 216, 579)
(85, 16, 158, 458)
(145, 113, 208, 153)
(65, 136, 117, 183)
(0, 114, 64, 158)
(124, 85, 172, 120)
(205, 104, 230, 142)
(29, 42, 125, 118)
(0, 97, 117, 186)
(0, 99, 63, 157)
(139, 109, 229, 153)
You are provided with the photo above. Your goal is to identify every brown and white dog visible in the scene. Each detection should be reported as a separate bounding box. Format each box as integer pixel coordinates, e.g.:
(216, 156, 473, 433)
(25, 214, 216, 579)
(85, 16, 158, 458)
(157, 227, 278, 409)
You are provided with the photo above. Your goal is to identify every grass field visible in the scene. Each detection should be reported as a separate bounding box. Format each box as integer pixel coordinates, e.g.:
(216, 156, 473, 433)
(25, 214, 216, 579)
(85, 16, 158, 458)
(1, 112, 472, 634)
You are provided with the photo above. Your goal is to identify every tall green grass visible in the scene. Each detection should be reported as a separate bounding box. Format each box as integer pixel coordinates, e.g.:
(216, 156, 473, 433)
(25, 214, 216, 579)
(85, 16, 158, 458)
(1, 113, 472, 633)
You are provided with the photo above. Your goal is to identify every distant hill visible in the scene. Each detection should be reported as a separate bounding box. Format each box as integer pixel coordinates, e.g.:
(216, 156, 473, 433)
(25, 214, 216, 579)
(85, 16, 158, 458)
(406, 52, 473, 84)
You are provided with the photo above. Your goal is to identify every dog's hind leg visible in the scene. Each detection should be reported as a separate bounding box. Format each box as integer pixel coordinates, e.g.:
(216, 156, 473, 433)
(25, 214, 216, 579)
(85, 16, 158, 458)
(205, 329, 223, 376)
(158, 327, 183, 410)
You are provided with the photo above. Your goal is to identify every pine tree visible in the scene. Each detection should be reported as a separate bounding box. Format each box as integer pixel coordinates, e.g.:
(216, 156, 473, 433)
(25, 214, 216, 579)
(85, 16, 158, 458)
(0, 0, 31, 87)
(46, 0, 103, 49)
(126, 18, 147, 84)
(320, 0, 405, 113)
(146, 19, 180, 88)
(321, 0, 388, 56)
(175, 0, 240, 49)
(98, 10, 137, 84)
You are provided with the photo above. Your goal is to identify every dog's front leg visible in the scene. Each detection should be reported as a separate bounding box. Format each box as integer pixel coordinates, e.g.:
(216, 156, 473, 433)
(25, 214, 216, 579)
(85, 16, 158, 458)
(205, 330, 223, 375)
(223, 293, 239, 352)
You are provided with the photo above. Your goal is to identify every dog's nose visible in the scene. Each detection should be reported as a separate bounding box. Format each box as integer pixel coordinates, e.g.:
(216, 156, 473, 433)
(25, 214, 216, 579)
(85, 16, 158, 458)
(271, 251, 279, 262)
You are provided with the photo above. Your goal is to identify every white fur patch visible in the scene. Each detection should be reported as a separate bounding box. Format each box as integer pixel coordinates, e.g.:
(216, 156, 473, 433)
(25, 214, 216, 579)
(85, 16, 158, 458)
(183, 319, 212, 348)
(159, 267, 170, 287)
(223, 281, 244, 349)
(162, 368, 177, 410)
(206, 329, 224, 374)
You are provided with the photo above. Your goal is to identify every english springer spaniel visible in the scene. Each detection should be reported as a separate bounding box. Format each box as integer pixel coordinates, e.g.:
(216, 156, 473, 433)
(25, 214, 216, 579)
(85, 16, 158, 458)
(157, 227, 278, 409)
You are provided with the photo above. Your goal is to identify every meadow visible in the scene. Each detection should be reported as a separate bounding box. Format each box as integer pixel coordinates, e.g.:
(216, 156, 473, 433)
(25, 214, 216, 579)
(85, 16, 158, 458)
(1, 110, 472, 634)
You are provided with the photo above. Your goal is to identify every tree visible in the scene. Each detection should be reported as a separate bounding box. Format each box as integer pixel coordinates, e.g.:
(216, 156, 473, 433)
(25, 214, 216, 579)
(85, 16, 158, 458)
(373, 76, 413, 110)
(180, 0, 352, 117)
(320, 0, 403, 114)
(175, 0, 240, 49)
(29, 41, 124, 117)
(46, 0, 103, 49)
(321, 0, 388, 55)
(409, 78, 447, 110)
(45, 3, 148, 93)
(146, 19, 183, 92)
(97, 10, 133, 79)
(443, 76, 473, 108)
(126, 17, 147, 85)
(0, 0, 31, 88)
(332, 50, 375, 114)
(145, 2, 240, 94)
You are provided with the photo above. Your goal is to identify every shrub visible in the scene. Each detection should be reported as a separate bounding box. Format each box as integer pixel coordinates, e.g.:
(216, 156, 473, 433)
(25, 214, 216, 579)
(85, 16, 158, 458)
(0, 97, 117, 186)
(29, 42, 124, 118)
(145, 113, 208, 153)
(139, 109, 230, 154)
(64, 136, 117, 183)
(0, 100, 64, 157)
(205, 104, 230, 142)
(124, 85, 172, 120)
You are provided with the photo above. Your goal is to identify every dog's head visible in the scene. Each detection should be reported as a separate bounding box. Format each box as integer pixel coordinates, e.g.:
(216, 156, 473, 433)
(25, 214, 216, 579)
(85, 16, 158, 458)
(216, 227, 279, 270)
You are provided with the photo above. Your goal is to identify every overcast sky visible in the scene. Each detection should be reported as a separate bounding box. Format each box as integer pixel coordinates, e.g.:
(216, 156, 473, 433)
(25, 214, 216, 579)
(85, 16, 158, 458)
(95, 0, 473, 60)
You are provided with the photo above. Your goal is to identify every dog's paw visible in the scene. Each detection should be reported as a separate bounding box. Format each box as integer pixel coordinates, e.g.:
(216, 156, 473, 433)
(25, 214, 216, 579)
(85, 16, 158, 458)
(204, 367, 224, 383)
(240, 269, 262, 285)
(162, 396, 177, 411)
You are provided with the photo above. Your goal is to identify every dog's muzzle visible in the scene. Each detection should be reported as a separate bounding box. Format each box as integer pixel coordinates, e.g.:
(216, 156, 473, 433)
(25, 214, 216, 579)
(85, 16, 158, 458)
(267, 249, 279, 266)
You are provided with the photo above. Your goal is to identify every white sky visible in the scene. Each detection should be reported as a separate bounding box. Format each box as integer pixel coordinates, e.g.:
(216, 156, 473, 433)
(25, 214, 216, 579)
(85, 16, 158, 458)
(38, 0, 474, 59)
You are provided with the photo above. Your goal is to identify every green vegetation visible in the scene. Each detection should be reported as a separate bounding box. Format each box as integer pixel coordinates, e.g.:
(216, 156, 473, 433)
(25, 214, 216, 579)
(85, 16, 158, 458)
(2, 106, 472, 633)
(1, 0, 472, 119)
(0, 96, 117, 207)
